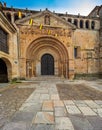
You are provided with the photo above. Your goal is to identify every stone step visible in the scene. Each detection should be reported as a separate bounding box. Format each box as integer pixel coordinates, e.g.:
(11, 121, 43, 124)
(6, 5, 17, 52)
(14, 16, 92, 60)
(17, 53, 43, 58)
(26, 76, 64, 81)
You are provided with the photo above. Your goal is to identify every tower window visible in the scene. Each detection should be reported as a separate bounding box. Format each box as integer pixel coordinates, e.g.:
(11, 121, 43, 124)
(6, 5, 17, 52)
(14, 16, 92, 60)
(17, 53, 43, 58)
(74, 46, 81, 58)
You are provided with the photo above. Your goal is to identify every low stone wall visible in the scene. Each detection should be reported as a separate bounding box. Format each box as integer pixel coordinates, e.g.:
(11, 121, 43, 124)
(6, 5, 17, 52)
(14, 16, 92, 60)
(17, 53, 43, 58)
(74, 73, 101, 80)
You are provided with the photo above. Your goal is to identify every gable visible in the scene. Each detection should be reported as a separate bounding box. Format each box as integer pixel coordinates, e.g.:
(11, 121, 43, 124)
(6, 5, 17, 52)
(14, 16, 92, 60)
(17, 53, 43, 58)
(16, 9, 76, 29)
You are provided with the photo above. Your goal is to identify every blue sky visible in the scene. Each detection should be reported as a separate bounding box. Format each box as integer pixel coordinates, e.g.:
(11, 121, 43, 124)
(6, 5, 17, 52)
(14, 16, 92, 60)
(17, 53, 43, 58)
(2, 0, 102, 15)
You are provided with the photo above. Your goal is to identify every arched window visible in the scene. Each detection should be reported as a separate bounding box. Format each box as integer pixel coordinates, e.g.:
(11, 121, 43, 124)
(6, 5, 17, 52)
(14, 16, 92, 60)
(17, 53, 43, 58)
(0, 27, 8, 53)
(62, 17, 66, 21)
(68, 18, 72, 23)
(74, 46, 81, 58)
(44, 15, 50, 25)
(14, 13, 19, 21)
(6, 13, 11, 22)
(85, 20, 89, 29)
(22, 14, 25, 18)
(80, 20, 83, 28)
(74, 19, 78, 27)
(91, 21, 95, 30)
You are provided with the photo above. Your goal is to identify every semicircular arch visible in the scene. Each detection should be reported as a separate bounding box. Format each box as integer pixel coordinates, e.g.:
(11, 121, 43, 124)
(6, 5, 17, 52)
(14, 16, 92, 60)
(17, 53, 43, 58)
(26, 36, 69, 61)
(26, 36, 69, 78)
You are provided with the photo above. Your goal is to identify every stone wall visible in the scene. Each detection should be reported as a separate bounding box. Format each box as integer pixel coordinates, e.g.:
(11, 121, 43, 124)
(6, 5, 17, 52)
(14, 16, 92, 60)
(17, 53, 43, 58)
(1, 6, 102, 79)
(0, 11, 19, 81)
(99, 7, 102, 78)
(18, 24, 74, 79)
(74, 29, 99, 74)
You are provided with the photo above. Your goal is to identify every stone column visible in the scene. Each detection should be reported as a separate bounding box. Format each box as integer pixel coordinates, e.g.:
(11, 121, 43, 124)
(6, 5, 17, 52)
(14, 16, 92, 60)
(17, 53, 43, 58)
(19, 58, 26, 78)
(89, 20, 91, 29)
(69, 59, 75, 79)
(32, 61, 34, 77)
(65, 60, 68, 78)
(77, 19, 80, 28)
(61, 60, 64, 78)
(83, 20, 85, 29)
(11, 13, 14, 23)
(71, 18, 74, 24)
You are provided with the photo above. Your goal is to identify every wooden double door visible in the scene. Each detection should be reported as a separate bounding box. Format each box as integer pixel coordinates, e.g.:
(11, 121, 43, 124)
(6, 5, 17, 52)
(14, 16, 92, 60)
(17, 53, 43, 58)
(41, 54, 54, 75)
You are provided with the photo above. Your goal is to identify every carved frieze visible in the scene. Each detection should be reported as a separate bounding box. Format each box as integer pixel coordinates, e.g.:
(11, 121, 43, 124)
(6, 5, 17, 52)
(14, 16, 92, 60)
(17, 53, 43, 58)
(20, 26, 72, 37)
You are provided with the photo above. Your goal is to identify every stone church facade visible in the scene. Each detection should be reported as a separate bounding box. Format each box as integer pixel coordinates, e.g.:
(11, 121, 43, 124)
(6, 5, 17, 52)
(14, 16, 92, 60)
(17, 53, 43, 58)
(0, 4, 102, 82)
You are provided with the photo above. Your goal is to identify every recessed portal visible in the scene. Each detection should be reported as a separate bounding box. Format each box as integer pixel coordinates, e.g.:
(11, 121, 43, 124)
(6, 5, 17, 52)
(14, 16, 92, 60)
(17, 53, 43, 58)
(41, 54, 54, 75)
(0, 59, 8, 82)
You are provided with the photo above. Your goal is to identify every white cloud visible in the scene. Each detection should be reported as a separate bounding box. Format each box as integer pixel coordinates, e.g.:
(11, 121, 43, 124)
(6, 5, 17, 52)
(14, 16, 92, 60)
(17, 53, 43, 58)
(67, 0, 98, 16)
(50, 0, 101, 16)
(30, 0, 102, 16)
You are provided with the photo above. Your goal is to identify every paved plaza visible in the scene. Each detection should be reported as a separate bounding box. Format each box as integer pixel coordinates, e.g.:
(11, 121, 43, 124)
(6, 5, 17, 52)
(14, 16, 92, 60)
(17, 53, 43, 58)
(0, 79, 102, 130)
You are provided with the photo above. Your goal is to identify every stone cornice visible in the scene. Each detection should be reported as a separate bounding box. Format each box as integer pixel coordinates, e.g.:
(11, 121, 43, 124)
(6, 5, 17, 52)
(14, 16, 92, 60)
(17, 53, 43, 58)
(15, 9, 76, 30)
(0, 11, 16, 33)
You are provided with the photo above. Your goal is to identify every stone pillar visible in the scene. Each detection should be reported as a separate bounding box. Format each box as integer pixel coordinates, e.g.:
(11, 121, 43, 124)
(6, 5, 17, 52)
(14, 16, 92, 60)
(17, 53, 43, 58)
(55, 60, 58, 76)
(32, 61, 34, 77)
(36, 60, 41, 76)
(69, 59, 75, 79)
(65, 60, 68, 78)
(77, 19, 80, 28)
(83, 20, 85, 29)
(11, 13, 14, 23)
(60, 60, 64, 78)
(71, 18, 74, 24)
(26, 61, 29, 77)
(89, 20, 91, 29)
(19, 58, 26, 78)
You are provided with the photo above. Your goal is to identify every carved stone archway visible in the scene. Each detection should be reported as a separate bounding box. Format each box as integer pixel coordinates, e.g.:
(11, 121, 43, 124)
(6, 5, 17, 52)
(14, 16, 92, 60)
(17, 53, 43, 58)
(26, 36, 69, 78)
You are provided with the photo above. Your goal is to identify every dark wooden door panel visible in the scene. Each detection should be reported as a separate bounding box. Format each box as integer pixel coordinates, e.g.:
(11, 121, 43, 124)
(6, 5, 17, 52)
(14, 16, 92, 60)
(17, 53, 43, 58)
(41, 54, 54, 75)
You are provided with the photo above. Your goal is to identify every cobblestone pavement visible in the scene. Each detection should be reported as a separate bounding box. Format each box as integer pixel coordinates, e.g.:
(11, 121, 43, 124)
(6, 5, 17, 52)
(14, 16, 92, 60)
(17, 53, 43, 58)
(1, 80, 102, 130)
(0, 83, 35, 129)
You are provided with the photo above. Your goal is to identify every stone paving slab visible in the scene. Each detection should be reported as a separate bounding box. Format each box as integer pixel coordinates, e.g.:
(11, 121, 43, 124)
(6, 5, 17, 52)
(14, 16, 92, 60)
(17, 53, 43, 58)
(2, 122, 30, 130)
(85, 100, 100, 109)
(42, 101, 54, 111)
(11, 111, 35, 123)
(95, 100, 102, 105)
(35, 89, 49, 94)
(51, 94, 60, 100)
(87, 116, 102, 130)
(1, 81, 102, 130)
(30, 124, 55, 130)
(69, 115, 94, 130)
(55, 117, 74, 130)
(78, 106, 97, 116)
(54, 107, 67, 117)
(19, 102, 42, 112)
(66, 105, 81, 115)
(33, 112, 54, 124)
(64, 100, 75, 105)
(96, 108, 102, 117)
(73, 100, 88, 107)
(29, 93, 41, 100)
(40, 94, 50, 100)
(54, 101, 64, 107)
